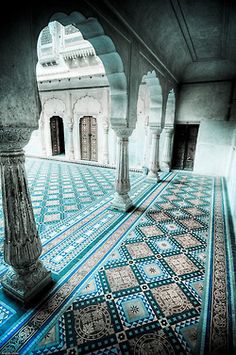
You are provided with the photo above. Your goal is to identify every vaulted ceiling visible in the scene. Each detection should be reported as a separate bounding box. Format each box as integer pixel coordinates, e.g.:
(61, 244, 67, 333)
(103, 0, 236, 83)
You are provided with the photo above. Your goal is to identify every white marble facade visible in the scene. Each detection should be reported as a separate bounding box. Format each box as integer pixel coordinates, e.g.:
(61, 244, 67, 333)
(25, 21, 176, 172)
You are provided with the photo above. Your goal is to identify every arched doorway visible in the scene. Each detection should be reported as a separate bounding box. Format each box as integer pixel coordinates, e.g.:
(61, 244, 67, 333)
(80, 116, 97, 161)
(50, 116, 65, 155)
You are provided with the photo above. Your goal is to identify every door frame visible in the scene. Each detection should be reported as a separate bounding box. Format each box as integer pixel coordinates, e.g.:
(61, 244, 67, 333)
(172, 123, 199, 171)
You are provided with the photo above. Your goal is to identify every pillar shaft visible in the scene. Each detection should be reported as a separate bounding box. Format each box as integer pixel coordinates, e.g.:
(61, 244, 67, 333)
(68, 123, 75, 160)
(161, 127, 173, 172)
(0, 127, 52, 303)
(39, 119, 46, 157)
(147, 128, 161, 182)
(111, 128, 133, 212)
(1, 151, 42, 269)
(103, 126, 109, 165)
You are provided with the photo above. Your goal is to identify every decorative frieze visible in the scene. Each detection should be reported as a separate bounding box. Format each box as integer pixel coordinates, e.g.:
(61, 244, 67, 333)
(0, 127, 33, 152)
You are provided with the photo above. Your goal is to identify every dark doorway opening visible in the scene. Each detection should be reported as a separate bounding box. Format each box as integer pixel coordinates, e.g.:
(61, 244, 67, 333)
(50, 116, 65, 156)
(172, 124, 199, 170)
(80, 116, 97, 161)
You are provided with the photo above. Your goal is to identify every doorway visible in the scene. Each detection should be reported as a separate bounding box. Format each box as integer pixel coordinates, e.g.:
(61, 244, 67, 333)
(50, 116, 65, 156)
(172, 124, 199, 170)
(80, 116, 97, 161)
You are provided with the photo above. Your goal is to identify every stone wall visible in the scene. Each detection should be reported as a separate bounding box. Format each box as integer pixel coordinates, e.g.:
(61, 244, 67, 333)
(176, 81, 235, 176)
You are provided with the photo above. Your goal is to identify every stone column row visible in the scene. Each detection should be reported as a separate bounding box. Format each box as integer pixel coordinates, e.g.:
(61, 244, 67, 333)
(0, 123, 174, 304)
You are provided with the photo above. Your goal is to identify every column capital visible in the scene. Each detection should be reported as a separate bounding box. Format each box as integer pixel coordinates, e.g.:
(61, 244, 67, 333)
(0, 127, 34, 152)
(149, 124, 162, 135)
(164, 124, 174, 133)
(114, 127, 133, 138)
(0, 150, 25, 165)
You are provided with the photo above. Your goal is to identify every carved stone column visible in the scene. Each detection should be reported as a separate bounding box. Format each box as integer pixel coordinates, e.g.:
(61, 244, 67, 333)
(161, 127, 174, 172)
(111, 128, 133, 212)
(103, 125, 109, 165)
(147, 127, 161, 182)
(68, 123, 75, 161)
(0, 128, 52, 303)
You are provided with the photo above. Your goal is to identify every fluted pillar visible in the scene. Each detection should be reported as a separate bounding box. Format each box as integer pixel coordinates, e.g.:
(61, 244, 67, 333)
(111, 128, 133, 212)
(0, 128, 52, 303)
(161, 127, 174, 172)
(68, 123, 75, 161)
(147, 127, 161, 182)
(103, 125, 109, 165)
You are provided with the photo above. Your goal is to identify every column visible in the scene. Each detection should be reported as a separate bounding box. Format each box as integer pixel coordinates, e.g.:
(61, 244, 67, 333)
(67, 93, 75, 161)
(68, 123, 75, 161)
(147, 127, 161, 182)
(161, 127, 174, 172)
(142, 123, 149, 175)
(111, 128, 133, 212)
(103, 125, 109, 165)
(39, 118, 46, 157)
(0, 128, 52, 303)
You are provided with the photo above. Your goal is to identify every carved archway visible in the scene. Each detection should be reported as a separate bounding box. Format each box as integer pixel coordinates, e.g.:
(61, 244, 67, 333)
(48, 11, 128, 128)
(41, 97, 66, 156)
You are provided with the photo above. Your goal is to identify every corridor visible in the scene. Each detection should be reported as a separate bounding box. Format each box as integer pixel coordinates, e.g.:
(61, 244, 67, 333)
(0, 158, 234, 354)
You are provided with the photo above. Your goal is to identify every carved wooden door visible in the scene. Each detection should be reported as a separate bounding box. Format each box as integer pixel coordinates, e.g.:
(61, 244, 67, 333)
(50, 116, 65, 156)
(80, 116, 97, 161)
(172, 124, 199, 170)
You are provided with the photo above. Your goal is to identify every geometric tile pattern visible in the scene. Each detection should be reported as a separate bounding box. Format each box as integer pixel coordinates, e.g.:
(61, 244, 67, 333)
(0, 168, 233, 355)
(0, 302, 15, 327)
(0, 157, 143, 276)
(24, 172, 214, 355)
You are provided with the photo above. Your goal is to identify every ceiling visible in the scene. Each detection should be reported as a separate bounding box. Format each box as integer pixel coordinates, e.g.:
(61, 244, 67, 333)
(103, 0, 236, 83)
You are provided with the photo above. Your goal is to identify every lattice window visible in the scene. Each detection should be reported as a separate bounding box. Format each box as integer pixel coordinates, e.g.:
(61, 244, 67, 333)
(41, 27, 52, 45)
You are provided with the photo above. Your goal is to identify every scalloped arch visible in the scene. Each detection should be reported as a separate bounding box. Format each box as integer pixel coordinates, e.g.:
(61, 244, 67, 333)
(143, 70, 163, 125)
(49, 11, 128, 127)
(73, 95, 101, 116)
(43, 97, 66, 120)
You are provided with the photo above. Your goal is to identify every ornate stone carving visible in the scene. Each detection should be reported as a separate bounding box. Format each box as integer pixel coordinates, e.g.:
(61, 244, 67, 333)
(114, 127, 133, 138)
(0, 150, 52, 303)
(0, 127, 34, 151)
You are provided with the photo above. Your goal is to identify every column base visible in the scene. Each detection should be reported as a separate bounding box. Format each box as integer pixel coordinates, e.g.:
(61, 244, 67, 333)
(146, 170, 161, 183)
(2, 261, 52, 304)
(111, 192, 133, 212)
(160, 162, 170, 172)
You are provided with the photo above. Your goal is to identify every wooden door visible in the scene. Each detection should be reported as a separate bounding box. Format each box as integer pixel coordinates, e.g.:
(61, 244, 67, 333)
(172, 124, 199, 170)
(50, 116, 65, 156)
(80, 116, 97, 161)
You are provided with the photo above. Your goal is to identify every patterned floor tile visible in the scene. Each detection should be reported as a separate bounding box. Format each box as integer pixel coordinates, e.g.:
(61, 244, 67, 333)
(0, 168, 233, 355)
